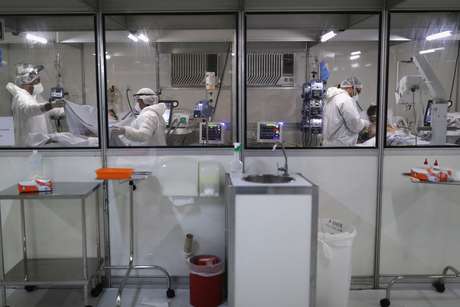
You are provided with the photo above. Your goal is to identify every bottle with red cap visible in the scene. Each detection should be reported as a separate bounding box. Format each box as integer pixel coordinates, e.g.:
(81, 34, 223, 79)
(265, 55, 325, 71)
(433, 159, 440, 172)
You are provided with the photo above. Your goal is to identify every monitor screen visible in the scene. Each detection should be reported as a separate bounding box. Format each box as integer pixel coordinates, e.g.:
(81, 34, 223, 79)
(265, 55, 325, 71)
(163, 107, 171, 125)
(424, 100, 433, 127)
(159, 100, 178, 128)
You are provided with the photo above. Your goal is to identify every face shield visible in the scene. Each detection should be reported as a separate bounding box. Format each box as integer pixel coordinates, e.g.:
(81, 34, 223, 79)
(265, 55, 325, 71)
(15, 64, 44, 86)
(133, 88, 159, 106)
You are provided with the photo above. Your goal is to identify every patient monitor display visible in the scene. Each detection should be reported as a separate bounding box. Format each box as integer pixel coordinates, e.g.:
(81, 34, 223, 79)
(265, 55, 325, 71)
(257, 121, 283, 143)
(199, 122, 224, 144)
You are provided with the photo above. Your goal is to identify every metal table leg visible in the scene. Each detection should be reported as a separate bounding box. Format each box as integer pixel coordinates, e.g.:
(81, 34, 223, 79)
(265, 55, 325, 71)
(0, 201, 8, 307)
(96, 188, 102, 267)
(106, 180, 175, 307)
(129, 181, 134, 265)
(111, 181, 175, 307)
(115, 264, 133, 307)
(103, 181, 111, 287)
(19, 200, 28, 282)
(89, 188, 105, 299)
(81, 198, 90, 307)
(115, 181, 135, 307)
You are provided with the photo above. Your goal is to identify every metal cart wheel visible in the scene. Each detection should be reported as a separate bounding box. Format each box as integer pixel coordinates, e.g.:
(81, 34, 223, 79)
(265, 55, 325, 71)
(432, 279, 446, 293)
(24, 285, 37, 292)
(166, 288, 175, 298)
(91, 282, 104, 297)
(380, 298, 391, 307)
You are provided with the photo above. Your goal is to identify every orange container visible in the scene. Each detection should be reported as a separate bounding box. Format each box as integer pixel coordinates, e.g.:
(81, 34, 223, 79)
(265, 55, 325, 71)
(96, 168, 134, 180)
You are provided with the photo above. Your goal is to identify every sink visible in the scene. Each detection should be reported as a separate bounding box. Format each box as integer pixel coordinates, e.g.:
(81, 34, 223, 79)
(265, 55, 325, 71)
(242, 174, 295, 184)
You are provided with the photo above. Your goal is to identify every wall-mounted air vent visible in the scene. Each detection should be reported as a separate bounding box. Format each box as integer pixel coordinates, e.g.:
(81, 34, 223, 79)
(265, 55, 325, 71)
(247, 52, 295, 87)
(171, 53, 219, 88)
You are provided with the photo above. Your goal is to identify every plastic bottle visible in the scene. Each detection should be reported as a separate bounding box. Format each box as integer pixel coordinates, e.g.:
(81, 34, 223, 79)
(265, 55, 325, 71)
(28, 150, 43, 179)
(423, 158, 429, 168)
(230, 142, 243, 174)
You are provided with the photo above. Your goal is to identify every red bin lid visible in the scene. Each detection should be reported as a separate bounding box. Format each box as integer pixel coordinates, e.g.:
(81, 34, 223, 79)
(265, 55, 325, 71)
(190, 255, 221, 266)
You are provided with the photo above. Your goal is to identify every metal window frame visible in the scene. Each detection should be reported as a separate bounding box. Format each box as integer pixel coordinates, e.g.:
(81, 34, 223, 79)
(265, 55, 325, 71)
(0, 13, 102, 151)
(243, 11, 383, 150)
(0, 3, 458, 292)
(384, 9, 460, 149)
(101, 11, 240, 149)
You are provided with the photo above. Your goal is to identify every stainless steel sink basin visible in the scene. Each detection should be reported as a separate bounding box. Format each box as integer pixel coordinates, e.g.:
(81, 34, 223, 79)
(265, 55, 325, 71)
(242, 174, 295, 184)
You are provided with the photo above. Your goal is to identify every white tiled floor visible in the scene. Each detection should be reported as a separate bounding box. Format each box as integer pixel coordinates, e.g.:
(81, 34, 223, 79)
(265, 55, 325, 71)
(4, 287, 460, 307)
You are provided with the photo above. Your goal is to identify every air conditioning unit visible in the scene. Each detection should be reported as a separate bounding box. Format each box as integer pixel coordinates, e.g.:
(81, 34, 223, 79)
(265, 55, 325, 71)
(247, 52, 295, 87)
(171, 53, 219, 88)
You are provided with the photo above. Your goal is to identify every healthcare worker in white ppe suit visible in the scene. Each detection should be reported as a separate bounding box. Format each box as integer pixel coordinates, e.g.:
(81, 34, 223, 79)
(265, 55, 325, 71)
(323, 76, 370, 146)
(5, 64, 65, 146)
(112, 88, 167, 146)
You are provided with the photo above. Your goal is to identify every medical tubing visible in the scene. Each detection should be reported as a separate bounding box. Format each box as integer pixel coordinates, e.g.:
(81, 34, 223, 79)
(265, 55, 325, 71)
(125, 87, 135, 115)
(211, 43, 232, 120)
(448, 41, 460, 102)
(412, 91, 418, 146)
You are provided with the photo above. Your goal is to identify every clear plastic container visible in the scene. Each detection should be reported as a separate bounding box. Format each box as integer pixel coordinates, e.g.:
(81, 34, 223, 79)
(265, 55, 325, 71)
(230, 143, 243, 174)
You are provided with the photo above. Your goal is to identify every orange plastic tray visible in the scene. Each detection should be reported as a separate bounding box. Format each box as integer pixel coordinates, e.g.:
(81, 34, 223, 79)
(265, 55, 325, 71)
(96, 168, 134, 180)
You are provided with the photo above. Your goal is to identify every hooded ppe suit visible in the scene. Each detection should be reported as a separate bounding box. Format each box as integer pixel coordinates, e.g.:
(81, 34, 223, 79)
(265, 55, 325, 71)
(6, 82, 52, 146)
(323, 87, 369, 146)
(123, 103, 167, 146)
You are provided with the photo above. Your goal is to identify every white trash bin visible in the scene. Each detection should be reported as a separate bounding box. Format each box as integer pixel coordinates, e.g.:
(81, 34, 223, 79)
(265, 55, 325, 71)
(317, 218, 357, 307)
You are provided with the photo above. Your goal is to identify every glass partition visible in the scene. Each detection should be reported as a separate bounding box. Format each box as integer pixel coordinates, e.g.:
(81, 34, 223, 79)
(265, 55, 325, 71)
(104, 14, 237, 147)
(0, 15, 99, 148)
(245, 13, 381, 148)
(387, 12, 460, 147)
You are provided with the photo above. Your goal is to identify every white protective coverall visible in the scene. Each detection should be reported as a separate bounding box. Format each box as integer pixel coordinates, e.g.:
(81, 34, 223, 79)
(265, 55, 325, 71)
(123, 103, 167, 146)
(323, 87, 369, 146)
(6, 82, 53, 146)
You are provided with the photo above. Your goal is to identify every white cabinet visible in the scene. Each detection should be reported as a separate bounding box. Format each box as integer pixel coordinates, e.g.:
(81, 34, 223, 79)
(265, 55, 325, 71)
(225, 173, 318, 307)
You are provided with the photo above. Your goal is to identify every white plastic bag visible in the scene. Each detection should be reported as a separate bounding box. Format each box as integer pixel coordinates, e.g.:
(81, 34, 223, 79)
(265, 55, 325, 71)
(317, 218, 357, 307)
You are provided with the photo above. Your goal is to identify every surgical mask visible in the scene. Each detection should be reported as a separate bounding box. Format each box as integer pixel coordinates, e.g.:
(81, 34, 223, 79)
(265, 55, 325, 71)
(139, 95, 157, 106)
(32, 83, 44, 96)
(134, 103, 141, 113)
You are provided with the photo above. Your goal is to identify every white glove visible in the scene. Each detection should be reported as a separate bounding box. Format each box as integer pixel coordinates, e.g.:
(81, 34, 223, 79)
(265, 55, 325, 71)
(51, 99, 66, 108)
(41, 99, 66, 112)
(111, 126, 126, 136)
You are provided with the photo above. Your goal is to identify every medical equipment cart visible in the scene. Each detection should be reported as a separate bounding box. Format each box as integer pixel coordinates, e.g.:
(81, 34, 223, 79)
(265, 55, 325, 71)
(0, 182, 104, 307)
(380, 180, 460, 307)
(102, 174, 175, 307)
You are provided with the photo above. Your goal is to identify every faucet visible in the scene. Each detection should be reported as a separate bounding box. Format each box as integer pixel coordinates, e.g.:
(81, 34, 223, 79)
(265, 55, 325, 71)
(272, 142, 289, 176)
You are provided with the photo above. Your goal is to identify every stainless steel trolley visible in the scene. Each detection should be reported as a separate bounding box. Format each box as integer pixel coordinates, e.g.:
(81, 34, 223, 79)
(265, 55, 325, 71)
(104, 176, 175, 307)
(0, 182, 104, 307)
(380, 180, 460, 307)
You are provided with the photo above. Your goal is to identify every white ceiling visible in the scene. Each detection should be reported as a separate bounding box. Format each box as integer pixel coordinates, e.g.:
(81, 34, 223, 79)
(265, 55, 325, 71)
(2, 0, 460, 13)
(1, 12, 459, 44)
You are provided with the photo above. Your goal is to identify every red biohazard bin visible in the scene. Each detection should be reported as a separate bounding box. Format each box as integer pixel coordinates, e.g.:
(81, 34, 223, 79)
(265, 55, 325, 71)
(188, 255, 224, 307)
